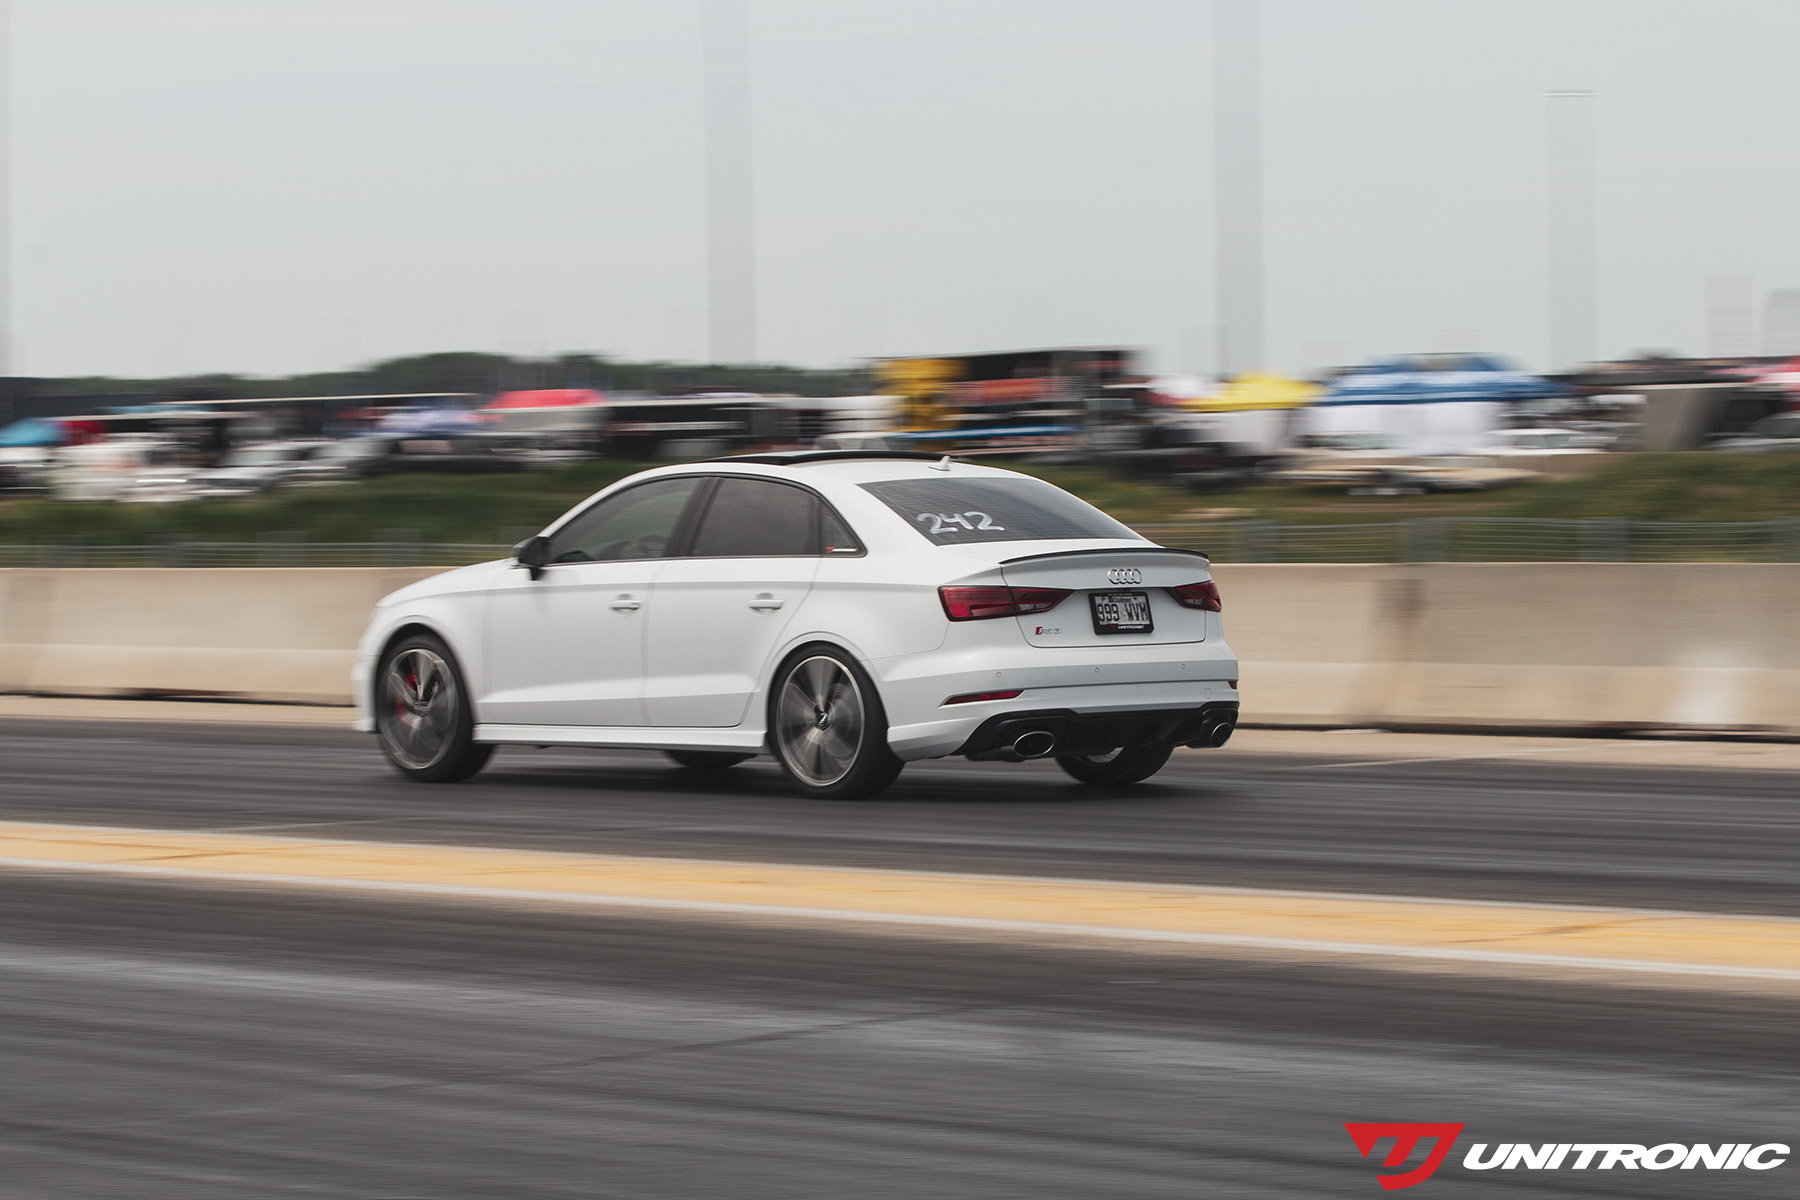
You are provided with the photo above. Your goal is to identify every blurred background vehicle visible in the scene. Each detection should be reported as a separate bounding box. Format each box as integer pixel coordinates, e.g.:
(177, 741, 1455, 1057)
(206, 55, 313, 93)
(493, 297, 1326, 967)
(286, 436, 396, 485)
(192, 441, 332, 498)
(0, 416, 70, 492)
(288, 433, 526, 484)
(1707, 410, 1800, 453)
(52, 436, 188, 502)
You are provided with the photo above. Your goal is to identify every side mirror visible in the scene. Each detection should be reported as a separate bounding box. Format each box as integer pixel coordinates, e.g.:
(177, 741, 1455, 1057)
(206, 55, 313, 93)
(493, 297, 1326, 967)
(514, 534, 550, 580)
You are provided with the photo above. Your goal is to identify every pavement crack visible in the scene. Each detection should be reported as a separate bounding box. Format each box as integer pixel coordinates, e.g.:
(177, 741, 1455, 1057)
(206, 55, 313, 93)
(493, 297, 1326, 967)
(368, 999, 1010, 1097)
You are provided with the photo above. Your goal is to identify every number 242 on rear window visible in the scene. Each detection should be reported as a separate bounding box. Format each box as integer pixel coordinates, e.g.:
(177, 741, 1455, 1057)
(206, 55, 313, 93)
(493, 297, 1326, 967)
(917, 511, 1004, 536)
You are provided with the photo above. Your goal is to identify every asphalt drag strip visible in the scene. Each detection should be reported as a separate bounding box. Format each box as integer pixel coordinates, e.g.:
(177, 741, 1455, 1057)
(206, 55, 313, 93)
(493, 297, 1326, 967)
(2, 819, 1796, 986)
(3, 870, 1795, 1199)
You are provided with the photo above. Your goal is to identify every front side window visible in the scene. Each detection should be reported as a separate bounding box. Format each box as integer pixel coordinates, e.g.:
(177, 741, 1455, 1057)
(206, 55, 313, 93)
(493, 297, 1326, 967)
(548, 476, 704, 563)
(689, 478, 820, 557)
(860, 476, 1138, 545)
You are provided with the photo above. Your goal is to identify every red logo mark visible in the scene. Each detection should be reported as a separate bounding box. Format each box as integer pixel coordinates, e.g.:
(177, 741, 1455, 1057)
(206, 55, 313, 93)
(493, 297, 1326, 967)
(1344, 1123, 1466, 1190)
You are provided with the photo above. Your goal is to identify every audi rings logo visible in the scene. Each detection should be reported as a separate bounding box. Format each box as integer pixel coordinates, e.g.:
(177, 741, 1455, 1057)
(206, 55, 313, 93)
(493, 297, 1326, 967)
(1106, 568, 1142, 585)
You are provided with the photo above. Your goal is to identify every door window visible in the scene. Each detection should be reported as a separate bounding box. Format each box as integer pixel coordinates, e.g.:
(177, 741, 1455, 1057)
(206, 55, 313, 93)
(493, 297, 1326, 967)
(548, 476, 704, 563)
(689, 478, 820, 557)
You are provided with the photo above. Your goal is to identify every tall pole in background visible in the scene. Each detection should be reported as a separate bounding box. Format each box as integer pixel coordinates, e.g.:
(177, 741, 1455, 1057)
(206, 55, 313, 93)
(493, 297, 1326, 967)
(0, 0, 11, 390)
(703, 0, 756, 365)
(1213, 0, 1263, 376)
(1546, 90, 1597, 369)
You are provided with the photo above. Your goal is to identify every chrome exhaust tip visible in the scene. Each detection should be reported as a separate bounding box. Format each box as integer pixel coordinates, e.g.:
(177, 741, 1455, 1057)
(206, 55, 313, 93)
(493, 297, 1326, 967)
(1189, 719, 1236, 749)
(1012, 730, 1057, 758)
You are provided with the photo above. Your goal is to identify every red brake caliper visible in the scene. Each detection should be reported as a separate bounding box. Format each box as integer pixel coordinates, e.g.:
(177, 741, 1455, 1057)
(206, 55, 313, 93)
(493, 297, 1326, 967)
(395, 669, 417, 718)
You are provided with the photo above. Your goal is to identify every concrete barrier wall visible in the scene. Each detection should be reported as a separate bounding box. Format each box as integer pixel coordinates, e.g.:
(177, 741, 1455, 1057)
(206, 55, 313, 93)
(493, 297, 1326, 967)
(3, 564, 1797, 734)
(1215, 563, 1800, 735)
(0, 568, 441, 705)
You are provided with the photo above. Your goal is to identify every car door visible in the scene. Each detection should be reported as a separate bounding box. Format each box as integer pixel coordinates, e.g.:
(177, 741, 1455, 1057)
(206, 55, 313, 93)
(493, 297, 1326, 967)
(482, 475, 705, 727)
(642, 476, 827, 727)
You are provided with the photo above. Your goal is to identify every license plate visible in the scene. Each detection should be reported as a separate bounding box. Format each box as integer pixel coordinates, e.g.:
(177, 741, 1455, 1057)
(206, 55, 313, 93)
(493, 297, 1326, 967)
(1090, 590, 1153, 635)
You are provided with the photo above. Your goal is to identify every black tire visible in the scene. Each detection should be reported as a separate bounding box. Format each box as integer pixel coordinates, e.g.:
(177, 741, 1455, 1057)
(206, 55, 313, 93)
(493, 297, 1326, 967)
(665, 750, 752, 772)
(374, 632, 493, 783)
(1055, 743, 1174, 786)
(767, 645, 904, 800)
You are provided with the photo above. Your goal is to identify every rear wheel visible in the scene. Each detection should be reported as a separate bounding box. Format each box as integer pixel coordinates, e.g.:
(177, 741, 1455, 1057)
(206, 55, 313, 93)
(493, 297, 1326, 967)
(1055, 744, 1173, 786)
(374, 634, 492, 783)
(769, 648, 903, 800)
(665, 750, 752, 772)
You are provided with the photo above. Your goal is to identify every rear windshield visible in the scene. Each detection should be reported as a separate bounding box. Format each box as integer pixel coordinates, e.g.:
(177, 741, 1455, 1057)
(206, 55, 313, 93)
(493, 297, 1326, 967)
(861, 476, 1138, 544)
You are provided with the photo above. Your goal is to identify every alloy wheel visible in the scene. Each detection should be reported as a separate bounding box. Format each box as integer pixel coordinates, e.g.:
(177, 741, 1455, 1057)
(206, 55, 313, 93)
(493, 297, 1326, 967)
(378, 646, 458, 771)
(775, 655, 866, 787)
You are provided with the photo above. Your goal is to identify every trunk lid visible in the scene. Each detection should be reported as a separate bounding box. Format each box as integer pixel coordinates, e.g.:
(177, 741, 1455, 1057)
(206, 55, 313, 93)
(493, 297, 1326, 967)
(992, 545, 1213, 648)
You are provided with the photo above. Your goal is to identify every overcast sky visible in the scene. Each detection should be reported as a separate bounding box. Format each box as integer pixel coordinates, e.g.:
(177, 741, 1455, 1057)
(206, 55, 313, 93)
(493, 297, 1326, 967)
(12, 0, 1800, 380)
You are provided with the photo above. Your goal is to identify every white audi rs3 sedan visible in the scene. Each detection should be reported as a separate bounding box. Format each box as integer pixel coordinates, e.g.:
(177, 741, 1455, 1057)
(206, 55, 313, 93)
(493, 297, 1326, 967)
(353, 451, 1240, 799)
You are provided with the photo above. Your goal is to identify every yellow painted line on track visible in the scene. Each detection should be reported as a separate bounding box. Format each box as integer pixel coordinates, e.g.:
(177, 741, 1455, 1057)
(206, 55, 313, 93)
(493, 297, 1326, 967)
(0, 820, 1796, 984)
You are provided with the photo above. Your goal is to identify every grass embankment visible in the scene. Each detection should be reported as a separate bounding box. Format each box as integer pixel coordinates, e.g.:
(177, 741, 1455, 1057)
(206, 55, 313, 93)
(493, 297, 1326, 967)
(0, 453, 1794, 547)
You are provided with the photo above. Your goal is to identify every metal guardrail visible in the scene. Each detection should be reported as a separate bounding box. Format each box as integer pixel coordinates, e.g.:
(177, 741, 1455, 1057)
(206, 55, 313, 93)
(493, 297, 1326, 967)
(1, 518, 1798, 566)
(0, 541, 513, 568)
(1135, 517, 1800, 563)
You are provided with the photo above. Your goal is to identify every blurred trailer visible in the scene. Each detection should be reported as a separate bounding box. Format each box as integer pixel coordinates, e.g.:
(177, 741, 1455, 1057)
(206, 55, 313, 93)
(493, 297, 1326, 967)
(873, 348, 1136, 456)
(150, 393, 480, 440)
(831, 423, 1081, 459)
(599, 394, 795, 458)
(477, 389, 609, 441)
(57, 409, 246, 463)
(1140, 373, 1322, 482)
(781, 395, 898, 444)
(1552, 355, 1788, 448)
(876, 349, 1133, 424)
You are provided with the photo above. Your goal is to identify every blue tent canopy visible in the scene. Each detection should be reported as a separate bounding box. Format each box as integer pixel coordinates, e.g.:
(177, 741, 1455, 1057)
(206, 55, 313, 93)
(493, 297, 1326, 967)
(0, 418, 68, 448)
(1318, 354, 1566, 406)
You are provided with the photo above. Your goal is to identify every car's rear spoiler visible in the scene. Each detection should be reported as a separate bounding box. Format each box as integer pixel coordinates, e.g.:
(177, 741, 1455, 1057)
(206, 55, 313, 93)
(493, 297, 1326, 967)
(998, 545, 1211, 566)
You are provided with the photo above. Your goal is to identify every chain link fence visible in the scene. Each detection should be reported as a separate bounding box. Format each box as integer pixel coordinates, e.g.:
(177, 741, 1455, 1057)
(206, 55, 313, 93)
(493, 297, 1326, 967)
(2, 517, 1798, 566)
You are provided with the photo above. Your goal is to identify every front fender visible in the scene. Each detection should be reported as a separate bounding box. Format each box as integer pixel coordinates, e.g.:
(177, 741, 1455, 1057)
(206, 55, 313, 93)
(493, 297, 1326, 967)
(353, 592, 493, 733)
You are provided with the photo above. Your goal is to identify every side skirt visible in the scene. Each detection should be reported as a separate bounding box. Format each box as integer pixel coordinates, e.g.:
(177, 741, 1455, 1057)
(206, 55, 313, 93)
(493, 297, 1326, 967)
(473, 724, 768, 755)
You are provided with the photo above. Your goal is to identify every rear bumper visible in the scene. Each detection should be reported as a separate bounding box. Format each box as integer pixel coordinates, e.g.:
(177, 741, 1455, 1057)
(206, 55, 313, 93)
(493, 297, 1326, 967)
(874, 627, 1238, 761)
(954, 702, 1240, 762)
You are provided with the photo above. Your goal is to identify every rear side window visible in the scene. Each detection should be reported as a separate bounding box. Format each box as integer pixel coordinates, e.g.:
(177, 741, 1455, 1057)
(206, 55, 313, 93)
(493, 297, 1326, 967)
(689, 478, 820, 557)
(861, 476, 1138, 544)
(821, 506, 862, 556)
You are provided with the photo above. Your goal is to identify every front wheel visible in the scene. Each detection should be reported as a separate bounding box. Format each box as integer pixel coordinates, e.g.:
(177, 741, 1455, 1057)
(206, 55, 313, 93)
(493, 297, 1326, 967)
(375, 634, 493, 783)
(768, 648, 903, 800)
(1055, 744, 1173, 786)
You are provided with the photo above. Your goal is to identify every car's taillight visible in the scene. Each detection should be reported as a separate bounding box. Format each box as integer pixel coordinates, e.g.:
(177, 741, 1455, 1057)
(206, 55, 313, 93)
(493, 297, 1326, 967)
(939, 586, 1072, 621)
(1171, 581, 1222, 612)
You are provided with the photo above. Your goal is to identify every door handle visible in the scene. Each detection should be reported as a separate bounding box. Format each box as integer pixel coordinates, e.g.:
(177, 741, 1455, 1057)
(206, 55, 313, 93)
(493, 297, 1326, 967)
(748, 593, 784, 611)
(610, 595, 641, 611)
